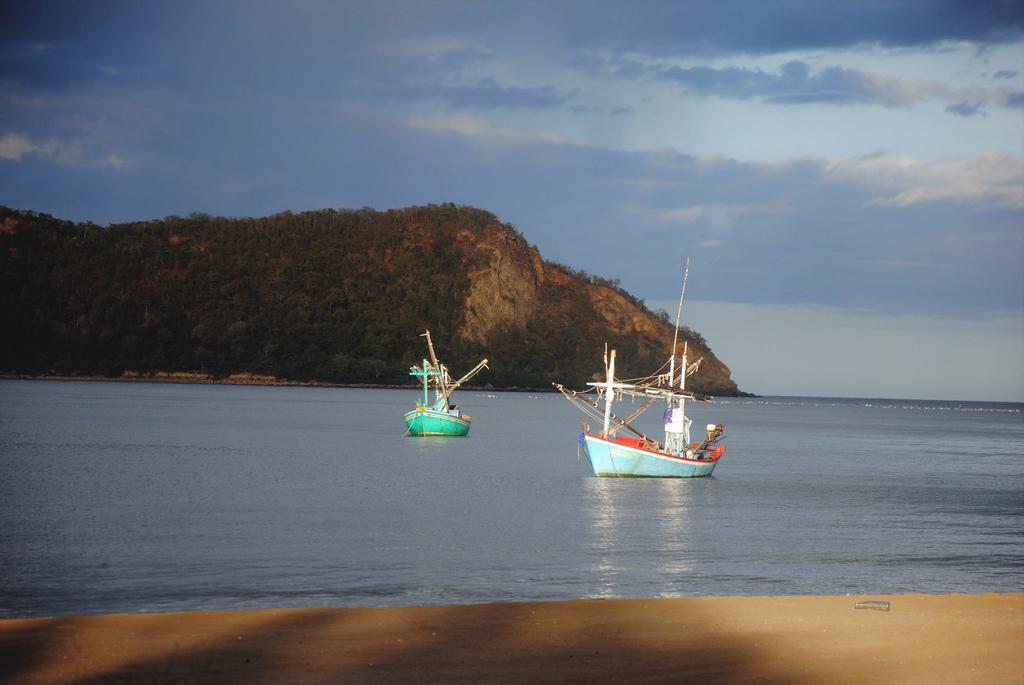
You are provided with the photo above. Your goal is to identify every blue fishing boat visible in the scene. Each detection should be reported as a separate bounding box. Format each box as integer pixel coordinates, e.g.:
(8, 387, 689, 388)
(555, 261, 726, 477)
(405, 331, 488, 437)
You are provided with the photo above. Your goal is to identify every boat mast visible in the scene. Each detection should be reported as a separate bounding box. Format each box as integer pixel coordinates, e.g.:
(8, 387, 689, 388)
(422, 360, 430, 406)
(603, 349, 616, 437)
(669, 258, 689, 386)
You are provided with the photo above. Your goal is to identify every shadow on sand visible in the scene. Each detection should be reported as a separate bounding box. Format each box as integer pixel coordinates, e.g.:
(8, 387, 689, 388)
(0, 598, 830, 685)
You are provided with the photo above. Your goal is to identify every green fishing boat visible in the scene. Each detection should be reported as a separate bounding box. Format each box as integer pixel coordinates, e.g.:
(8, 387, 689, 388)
(404, 331, 488, 437)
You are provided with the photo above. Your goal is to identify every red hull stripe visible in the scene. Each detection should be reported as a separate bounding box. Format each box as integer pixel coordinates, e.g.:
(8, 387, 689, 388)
(587, 434, 722, 464)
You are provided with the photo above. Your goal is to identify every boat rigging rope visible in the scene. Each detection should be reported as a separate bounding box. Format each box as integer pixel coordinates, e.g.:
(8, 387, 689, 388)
(616, 355, 673, 386)
(562, 391, 606, 424)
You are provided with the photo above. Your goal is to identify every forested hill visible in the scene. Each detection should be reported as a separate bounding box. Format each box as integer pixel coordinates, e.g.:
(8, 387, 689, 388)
(0, 204, 743, 395)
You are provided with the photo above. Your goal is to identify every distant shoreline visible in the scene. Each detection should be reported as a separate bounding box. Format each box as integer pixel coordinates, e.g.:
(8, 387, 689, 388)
(0, 372, 754, 396)
(0, 372, 553, 394)
(1, 594, 1019, 684)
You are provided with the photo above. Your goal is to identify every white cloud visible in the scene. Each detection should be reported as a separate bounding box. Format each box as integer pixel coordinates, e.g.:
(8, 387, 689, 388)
(825, 149, 1024, 209)
(380, 34, 490, 61)
(618, 177, 678, 191)
(0, 131, 127, 170)
(0, 133, 40, 160)
(653, 203, 778, 227)
(404, 113, 578, 146)
(658, 205, 706, 224)
(848, 69, 1012, 109)
(99, 154, 127, 170)
(0, 132, 86, 166)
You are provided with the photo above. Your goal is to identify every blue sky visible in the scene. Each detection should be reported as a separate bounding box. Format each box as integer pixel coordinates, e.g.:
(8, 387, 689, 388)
(2, 1, 1022, 400)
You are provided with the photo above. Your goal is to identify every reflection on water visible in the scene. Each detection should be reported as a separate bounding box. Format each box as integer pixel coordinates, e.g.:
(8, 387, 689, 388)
(585, 478, 698, 599)
(655, 479, 694, 593)
(586, 478, 621, 599)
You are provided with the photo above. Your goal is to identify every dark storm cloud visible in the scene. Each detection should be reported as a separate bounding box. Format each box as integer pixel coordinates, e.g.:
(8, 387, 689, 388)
(1006, 92, 1024, 108)
(606, 57, 1017, 112)
(992, 70, 1019, 79)
(4, 1, 1021, 96)
(946, 101, 987, 116)
(370, 78, 576, 111)
(0, 1, 182, 91)
(651, 61, 904, 106)
(560, 0, 1023, 57)
(567, 104, 633, 116)
(0, 39, 143, 91)
(438, 79, 576, 110)
(2, 1, 1019, 116)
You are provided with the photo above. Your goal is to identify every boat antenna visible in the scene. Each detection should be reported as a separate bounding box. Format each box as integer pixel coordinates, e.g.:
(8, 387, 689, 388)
(667, 257, 690, 390)
(671, 258, 690, 358)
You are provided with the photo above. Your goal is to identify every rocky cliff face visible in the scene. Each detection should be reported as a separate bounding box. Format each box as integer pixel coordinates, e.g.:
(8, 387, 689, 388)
(453, 221, 741, 396)
(458, 227, 543, 344)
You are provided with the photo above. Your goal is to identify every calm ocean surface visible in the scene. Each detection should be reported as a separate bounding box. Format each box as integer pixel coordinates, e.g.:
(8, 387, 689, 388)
(1, 380, 1021, 618)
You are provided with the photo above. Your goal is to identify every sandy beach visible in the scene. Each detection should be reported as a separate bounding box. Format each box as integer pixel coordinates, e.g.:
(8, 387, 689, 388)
(1, 593, 1020, 684)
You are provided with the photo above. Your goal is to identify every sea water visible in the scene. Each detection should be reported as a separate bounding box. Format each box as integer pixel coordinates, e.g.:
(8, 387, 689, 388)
(0, 380, 1020, 618)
